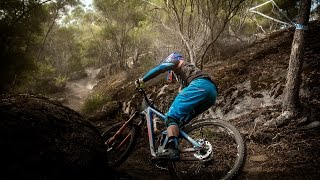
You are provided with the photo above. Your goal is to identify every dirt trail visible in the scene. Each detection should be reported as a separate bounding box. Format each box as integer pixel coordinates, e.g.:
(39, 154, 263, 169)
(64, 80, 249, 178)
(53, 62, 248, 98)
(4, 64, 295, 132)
(62, 68, 100, 111)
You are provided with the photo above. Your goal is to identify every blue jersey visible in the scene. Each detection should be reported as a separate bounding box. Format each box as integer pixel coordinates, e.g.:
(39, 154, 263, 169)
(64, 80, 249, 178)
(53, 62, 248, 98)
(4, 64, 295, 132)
(142, 60, 214, 88)
(142, 61, 180, 82)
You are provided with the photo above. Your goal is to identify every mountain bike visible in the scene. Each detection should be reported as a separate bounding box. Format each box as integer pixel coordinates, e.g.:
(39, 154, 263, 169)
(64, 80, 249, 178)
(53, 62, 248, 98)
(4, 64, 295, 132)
(101, 88, 246, 179)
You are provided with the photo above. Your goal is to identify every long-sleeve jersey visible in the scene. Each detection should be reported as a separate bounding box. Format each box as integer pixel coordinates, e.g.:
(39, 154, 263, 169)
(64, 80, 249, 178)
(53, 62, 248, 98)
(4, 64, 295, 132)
(142, 60, 215, 88)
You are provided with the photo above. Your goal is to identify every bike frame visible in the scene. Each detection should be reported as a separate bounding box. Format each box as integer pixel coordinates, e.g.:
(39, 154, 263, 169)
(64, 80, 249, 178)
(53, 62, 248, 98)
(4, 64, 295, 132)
(136, 88, 203, 157)
(107, 89, 204, 160)
(141, 103, 203, 157)
(105, 88, 245, 179)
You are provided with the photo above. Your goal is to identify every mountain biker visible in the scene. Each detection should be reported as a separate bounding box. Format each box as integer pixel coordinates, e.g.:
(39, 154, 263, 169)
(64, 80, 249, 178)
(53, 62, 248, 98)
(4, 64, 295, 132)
(135, 52, 218, 162)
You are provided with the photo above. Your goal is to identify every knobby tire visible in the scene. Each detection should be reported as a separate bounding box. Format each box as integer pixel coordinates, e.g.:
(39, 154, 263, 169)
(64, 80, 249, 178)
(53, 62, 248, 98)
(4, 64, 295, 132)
(168, 118, 246, 180)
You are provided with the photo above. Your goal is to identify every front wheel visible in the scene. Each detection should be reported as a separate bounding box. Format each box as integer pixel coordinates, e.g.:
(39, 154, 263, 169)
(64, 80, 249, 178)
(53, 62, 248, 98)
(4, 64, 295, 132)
(101, 122, 138, 168)
(169, 119, 246, 180)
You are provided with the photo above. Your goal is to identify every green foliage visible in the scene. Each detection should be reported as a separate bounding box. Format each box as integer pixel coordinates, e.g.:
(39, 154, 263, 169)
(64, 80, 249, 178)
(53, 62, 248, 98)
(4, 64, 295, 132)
(38, 63, 56, 77)
(93, 0, 152, 68)
(67, 55, 83, 73)
(136, 53, 157, 70)
(54, 75, 68, 87)
(0, 0, 81, 92)
(276, 0, 299, 19)
(0, 0, 308, 93)
(81, 92, 111, 114)
(0, 0, 47, 91)
(82, 58, 96, 67)
(11, 70, 37, 94)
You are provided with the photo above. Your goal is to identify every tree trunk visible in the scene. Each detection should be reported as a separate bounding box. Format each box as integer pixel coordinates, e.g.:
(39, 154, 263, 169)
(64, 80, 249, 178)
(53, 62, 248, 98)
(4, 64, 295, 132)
(37, 8, 60, 63)
(132, 48, 140, 66)
(177, 29, 195, 64)
(283, 0, 311, 113)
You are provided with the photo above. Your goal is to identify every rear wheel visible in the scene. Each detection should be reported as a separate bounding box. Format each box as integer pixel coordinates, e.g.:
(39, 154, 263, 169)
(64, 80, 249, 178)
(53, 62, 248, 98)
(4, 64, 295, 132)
(101, 122, 138, 168)
(168, 119, 246, 180)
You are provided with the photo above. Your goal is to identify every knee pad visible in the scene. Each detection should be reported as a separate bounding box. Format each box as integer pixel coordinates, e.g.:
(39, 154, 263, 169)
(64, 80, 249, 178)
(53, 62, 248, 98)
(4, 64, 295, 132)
(165, 117, 180, 127)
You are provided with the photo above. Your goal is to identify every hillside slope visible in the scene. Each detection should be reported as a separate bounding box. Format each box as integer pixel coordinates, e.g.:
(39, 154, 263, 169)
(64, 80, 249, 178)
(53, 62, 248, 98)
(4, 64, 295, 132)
(90, 20, 320, 179)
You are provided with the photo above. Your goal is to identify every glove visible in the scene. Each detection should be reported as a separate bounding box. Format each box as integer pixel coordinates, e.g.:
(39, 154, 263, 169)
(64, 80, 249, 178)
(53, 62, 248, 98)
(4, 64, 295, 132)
(135, 78, 145, 89)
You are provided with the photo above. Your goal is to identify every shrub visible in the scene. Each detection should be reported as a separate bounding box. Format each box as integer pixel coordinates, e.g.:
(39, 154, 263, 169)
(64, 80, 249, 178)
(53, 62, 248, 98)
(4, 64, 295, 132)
(81, 92, 111, 114)
(54, 75, 68, 87)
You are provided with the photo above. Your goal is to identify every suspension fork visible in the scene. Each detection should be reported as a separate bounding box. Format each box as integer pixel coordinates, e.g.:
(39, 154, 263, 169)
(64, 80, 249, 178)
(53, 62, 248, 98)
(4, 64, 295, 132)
(107, 111, 139, 146)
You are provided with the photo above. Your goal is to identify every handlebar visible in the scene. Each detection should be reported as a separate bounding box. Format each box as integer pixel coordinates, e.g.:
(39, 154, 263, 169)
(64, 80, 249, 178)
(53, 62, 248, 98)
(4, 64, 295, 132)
(136, 87, 164, 115)
(137, 88, 152, 106)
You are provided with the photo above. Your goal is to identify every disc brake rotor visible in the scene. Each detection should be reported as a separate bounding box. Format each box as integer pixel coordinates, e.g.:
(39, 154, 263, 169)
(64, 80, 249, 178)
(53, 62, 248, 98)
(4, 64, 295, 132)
(193, 140, 213, 160)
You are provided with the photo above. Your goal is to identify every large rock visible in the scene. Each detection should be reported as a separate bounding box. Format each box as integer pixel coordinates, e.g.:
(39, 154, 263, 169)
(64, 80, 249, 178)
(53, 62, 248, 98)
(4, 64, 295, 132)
(0, 94, 112, 180)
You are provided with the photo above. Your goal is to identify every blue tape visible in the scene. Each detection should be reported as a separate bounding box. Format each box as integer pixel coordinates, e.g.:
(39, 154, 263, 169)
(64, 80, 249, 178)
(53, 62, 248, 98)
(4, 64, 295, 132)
(295, 23, 308, 30)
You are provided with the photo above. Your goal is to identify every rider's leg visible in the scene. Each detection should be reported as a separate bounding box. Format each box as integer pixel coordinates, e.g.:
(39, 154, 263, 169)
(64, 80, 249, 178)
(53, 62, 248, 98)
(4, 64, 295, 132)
(151, 78, 217, 162)
(184, 96, 217, 122)
(166, 78, 217, 150)
(167, 124, 179, 137)
(166, 117, 180, 138)
(151, 117, 180, 162)
(167, 78, 217, 124)
(165, 117, 180, 149)
(166, 121, 179, 150)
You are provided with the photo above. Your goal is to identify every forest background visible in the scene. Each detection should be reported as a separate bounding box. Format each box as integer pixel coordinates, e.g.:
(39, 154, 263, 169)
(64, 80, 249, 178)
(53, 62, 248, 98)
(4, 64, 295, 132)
(1, 0, 319, 95)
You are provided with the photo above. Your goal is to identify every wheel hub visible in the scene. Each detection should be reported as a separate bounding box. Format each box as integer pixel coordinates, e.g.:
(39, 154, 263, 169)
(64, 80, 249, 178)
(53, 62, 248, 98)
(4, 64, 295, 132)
(193, 140, 213, 160)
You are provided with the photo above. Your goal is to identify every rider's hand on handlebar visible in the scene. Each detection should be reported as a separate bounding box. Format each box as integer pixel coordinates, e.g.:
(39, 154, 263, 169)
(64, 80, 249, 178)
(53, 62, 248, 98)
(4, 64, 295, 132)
(135, 78, 145, 89)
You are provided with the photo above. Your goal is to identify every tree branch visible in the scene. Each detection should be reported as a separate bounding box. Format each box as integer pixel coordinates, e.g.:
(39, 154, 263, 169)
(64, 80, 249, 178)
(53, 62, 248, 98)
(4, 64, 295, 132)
(10, 0, 53, 30)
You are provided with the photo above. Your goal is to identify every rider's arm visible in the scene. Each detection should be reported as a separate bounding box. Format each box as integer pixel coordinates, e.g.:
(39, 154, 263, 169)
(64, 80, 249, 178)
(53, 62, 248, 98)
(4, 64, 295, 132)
(142, 62, 179, 82)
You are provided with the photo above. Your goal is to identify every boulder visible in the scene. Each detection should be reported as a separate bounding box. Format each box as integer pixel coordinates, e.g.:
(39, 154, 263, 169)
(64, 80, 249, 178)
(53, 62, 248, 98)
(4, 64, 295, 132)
(0, 94, 112, 180)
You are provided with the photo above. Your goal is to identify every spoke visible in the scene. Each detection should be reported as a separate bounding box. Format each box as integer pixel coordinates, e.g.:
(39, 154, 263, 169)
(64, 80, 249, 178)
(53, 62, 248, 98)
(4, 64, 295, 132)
(200, 126, 204, 139)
